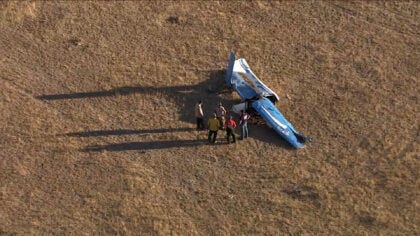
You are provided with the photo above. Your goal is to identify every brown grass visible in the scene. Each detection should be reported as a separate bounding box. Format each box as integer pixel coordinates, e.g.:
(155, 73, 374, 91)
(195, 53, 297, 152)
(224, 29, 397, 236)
(0, 1, 419, 235)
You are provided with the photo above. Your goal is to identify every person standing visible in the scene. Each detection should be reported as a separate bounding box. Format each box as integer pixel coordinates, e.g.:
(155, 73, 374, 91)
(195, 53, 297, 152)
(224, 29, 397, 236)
(195, 100, 204, 130)
(224, 115, 237, 144)
(215, 102, 227, 129)
(239, 110, 250, 140)
(207, 113, 220, 143)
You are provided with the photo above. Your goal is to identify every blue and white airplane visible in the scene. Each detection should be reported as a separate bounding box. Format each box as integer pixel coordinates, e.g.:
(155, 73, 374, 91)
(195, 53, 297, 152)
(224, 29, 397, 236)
(225, 52, 312, 148)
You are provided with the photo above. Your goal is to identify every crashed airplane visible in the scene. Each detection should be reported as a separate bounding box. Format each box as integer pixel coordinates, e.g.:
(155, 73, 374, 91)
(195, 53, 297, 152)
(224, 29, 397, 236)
(225, 52, 312, 148)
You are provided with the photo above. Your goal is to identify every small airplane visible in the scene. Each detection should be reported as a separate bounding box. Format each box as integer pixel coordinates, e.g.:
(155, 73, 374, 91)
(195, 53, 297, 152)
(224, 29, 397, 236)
(225, 52, 312, 148)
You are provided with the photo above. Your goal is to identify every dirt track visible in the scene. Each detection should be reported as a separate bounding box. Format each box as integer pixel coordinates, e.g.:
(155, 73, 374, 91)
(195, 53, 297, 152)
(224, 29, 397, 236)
(1, 1, 419, 234)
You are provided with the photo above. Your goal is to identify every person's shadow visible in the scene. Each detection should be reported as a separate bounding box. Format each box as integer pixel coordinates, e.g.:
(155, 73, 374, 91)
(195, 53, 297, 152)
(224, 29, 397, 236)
(38, 70, 293, 151)
(83, 139, 206, 152)
(66, 127, 196, 137)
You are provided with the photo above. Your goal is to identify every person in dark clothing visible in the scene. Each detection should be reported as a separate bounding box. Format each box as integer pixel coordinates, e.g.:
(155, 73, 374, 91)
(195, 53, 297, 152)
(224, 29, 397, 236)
(239, 110, 250, 140)
(224, 115, 237, 144)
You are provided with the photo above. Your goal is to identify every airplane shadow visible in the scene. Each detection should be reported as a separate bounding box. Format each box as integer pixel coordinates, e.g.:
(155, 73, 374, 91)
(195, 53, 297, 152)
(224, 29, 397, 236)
(37, 70, 233, 127)
(39, 69, 295, 150)
(248, 124, 295, 150)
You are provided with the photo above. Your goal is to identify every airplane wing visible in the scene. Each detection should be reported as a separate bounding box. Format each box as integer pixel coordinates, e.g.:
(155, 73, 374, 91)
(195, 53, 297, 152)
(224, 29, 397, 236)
(226, 52, 259, 101)
(251, 98, 309, 148)
(235, 58, 280, 102)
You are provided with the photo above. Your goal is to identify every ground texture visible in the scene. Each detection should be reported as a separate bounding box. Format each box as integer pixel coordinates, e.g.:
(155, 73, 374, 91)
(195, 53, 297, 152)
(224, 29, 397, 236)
(0, 1, 419, 235)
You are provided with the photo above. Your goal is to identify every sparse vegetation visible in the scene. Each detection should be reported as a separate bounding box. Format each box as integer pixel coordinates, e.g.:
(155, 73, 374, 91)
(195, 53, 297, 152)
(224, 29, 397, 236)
(0, 1, 418, 235)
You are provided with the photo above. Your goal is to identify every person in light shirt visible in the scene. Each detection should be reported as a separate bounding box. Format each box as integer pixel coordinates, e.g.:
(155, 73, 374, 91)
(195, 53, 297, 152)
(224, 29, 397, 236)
(215, 102, 227, 129)
(194, 100, 204, 130)
(239, 110, 250, 140)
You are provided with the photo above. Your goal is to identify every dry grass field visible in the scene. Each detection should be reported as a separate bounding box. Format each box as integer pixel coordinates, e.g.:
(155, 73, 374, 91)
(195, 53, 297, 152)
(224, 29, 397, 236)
(1, 1, 419, 235)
